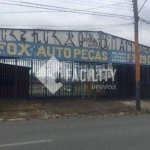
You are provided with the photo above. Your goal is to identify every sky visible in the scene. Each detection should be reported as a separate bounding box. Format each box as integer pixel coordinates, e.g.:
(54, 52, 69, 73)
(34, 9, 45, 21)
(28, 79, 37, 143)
(0, 0, 150, 46)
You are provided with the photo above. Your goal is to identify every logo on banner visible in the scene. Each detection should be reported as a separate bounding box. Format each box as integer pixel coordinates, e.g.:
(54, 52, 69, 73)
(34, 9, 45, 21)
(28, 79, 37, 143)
(35, 56, 63, 94)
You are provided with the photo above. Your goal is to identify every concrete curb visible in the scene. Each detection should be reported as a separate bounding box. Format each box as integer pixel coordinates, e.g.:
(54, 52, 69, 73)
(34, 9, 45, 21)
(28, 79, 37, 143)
(6, 118, 26, 122)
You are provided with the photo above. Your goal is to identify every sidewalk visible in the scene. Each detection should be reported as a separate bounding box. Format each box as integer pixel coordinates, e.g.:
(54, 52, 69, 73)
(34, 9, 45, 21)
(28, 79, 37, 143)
(0, 100, 147, 121)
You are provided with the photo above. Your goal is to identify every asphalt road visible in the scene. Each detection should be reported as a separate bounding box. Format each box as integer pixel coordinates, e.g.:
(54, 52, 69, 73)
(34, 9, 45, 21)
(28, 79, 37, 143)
(0, 114, 150, 150)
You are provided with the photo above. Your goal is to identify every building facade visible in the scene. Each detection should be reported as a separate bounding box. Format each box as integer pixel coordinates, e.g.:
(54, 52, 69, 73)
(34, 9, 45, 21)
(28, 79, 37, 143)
(0, 28, 149, 100)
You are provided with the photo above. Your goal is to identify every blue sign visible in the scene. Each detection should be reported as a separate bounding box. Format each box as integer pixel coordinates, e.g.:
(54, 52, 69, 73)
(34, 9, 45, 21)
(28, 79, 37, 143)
(0, 41, 150, 65)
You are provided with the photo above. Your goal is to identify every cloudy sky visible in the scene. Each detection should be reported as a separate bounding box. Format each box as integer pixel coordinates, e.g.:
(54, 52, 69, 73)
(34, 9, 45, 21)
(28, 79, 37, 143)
(0, 0, 150, 46)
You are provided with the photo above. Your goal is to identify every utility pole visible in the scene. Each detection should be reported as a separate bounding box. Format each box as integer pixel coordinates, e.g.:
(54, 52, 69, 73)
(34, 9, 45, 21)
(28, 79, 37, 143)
(133, 0, 140, 111)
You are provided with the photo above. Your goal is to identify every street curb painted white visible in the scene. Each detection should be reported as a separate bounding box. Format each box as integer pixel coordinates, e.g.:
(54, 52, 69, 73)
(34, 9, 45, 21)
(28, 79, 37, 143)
(0, 139, 53, 148)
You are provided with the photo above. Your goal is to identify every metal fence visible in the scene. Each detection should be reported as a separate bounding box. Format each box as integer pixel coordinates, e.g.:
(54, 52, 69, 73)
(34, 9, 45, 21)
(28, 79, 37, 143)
(0, 58, 149, 101)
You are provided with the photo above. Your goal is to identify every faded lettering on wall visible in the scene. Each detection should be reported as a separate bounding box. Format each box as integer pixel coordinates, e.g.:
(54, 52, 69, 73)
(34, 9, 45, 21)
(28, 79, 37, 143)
(0, 29, 149, 53)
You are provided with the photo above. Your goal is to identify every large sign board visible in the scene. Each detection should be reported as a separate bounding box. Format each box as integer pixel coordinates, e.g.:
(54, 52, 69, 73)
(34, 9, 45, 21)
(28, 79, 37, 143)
(0, 41, 150, 65)
(0, 28, 150, 64)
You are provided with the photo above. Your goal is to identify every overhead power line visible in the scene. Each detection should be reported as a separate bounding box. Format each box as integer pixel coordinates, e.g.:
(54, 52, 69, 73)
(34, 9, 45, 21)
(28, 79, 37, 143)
(8, 1, 131, 15)
(138, 2, 150, 15)
(0, 1, 133, 19)
(139, 18, 150, 24)
(0, 10, 58, 13)
(139, 24, 150, 33)
(138, 0, 148, 13)
(1, 0, 131, 10)
(47, 0, 131, 9)
(86, 23, 134, 30)
(6, 0, 132, 6)
(0, 22, 134, 28)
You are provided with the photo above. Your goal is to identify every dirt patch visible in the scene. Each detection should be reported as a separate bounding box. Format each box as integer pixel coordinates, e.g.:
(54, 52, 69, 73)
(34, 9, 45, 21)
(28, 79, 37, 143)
(0, 100, 136, 121)
(123, 100, 150, 113)
(43, 100, 135, 115)
(0, 102, 42, 112)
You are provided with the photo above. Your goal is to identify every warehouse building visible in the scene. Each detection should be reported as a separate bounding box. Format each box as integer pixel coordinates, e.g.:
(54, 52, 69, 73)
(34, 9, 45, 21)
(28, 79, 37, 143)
(0, 28, 149, 100)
